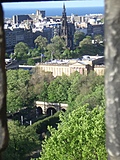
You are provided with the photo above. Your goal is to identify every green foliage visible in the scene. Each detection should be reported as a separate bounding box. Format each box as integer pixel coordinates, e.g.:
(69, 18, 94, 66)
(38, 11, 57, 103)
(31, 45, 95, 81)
(3, 112, 60, 160)
(79, 36, 92, 47)
(79, 36, 96, 56)
(100, 18, 104, 23)
(62, 48, 72, 59)
(7, 68, 104, 114)
(36, 81, 49, 101)
(35, 105, 107, 160)
(27, 58, 35, 65)
(6, 67, 105, 160)
(67, 71, 104, 111)
(67, 71, 82, 102)
(74, 31, 85, 46)
(34, 35, 48, 52)
(7, 69, 31, 113)
(29, 67, 54, 101)
(75, 84, 105, 110)
(94, 34, 103, 44)
(27, 112, 60, 138)
(73, 47, 82, 58)
(30, 48, 41, 58)
(48, 75, 70, 103)
(3, 121, 40, 160)
(78, 35, 104, 56)
(47, 36, 65, 59)
(14, 42, 29, 60)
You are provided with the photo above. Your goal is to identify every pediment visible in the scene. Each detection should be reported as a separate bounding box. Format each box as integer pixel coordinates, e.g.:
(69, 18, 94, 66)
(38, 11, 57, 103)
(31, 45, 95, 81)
(69, 62, 87, 67)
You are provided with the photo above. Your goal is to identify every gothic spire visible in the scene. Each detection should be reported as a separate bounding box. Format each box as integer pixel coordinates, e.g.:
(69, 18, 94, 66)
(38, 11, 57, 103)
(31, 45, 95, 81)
(63, 3, 66, 12)
(62, 3, 66, 17)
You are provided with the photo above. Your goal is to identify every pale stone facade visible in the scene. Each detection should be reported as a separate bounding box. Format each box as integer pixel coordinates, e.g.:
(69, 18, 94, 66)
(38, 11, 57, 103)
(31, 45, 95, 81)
(94, 65, 105, 76)
(35, 101, 68, 114)
(38, 61, 95, 77)
(38, 60, 105, 77)
(39, 64, 70, 77)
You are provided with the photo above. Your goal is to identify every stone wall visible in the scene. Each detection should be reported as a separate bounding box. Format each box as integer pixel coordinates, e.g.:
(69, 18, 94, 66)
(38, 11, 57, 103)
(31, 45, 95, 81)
(105, 0, 120, 159)
(0, 4, 9, 159)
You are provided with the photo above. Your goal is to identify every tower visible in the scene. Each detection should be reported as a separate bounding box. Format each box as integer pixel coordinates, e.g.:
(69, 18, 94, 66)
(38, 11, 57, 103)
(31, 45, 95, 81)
(61, 3, 68, 36)
(61, 4, 75, 50)
(61, 4, 68, 47)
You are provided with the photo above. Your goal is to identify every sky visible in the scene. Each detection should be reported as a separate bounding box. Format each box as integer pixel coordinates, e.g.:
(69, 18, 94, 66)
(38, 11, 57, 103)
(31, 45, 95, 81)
(2, 0, 104, 9)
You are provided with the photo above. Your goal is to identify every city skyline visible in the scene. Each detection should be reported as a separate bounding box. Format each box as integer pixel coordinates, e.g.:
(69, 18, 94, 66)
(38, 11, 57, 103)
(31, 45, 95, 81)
(2, 0, 104, 9)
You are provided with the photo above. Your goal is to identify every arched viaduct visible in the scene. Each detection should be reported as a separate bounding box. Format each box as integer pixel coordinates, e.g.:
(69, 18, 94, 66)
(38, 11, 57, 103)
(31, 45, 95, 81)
(35, 101, 68, 115)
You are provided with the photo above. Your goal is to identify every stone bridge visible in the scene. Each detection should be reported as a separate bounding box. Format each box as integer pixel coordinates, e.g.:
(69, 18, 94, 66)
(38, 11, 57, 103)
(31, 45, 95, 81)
(35, 101, 68, 115)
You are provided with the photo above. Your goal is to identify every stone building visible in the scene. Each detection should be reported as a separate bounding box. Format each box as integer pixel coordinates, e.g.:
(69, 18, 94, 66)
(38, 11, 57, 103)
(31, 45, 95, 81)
(39, 60, 93, 77)
(12, 10, 45, 25)
(87, 23, 104, 36)
(38, 56, 105, 77)
(13, 15, 32, 24)
(5, 28, 34, 53)
(94, 65, 105, 75)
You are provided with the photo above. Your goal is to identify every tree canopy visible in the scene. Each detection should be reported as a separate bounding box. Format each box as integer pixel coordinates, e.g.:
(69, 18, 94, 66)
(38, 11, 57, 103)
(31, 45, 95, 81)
(13, 42, 29, 60)
(46, 36, 65, 59)
(7, 69, 31, 113)
(34, 35, 48, 52)
(35, 105, 107, 160)
(74, 31, 85, 47)
(47, 75, 70, 103)
(3, 121, 40, 160)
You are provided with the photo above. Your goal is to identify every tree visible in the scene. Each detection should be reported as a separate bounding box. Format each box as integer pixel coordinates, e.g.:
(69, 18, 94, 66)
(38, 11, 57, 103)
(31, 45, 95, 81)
(79, 35, 104, 56)
(30, 48, 41, 58)
(72, 47, 81, 58)
(94, 34, 103, 44)
(7, 69, 31, 113)
(29, 67, 54, 102)
(48, 75, 70, 103)
(35, 105, 107, 160)
(67, 71, 104, 112)
(79, 36, 92, 48)
(67, 71, 82, 103)
(47, 36, 65, 59)
(62, 48, 72, 59)
(27, 58, 35, 65)
(34, 35, 48, 52)
(75, 84, 105, 110)
(74, 31, 85, 47)
(3, 121, 40, 160)
(14, 42, 29, 60)
(78, 36, 96, 55)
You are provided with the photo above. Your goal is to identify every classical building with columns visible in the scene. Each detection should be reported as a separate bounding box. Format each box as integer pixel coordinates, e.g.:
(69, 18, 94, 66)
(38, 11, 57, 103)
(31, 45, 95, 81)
(38, 58, 105, 77)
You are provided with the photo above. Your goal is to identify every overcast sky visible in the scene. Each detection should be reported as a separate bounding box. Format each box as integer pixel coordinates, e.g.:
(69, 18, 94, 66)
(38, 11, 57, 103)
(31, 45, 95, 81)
(2, 0, 104, 9)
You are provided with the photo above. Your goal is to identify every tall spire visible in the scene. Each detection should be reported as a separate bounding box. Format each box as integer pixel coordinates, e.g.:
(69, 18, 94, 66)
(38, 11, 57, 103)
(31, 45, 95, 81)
(61, 3, 68, 45)
(63, 3, 66, 12)
(62, 3, 66, 17)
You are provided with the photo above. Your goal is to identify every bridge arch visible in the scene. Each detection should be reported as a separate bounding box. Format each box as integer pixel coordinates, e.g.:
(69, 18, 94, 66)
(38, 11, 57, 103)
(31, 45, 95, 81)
(35, 101, 68, 114)
(35, 106, 43, 116)
(61, 108, 66, 112)
(46, 107, 57, 116)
